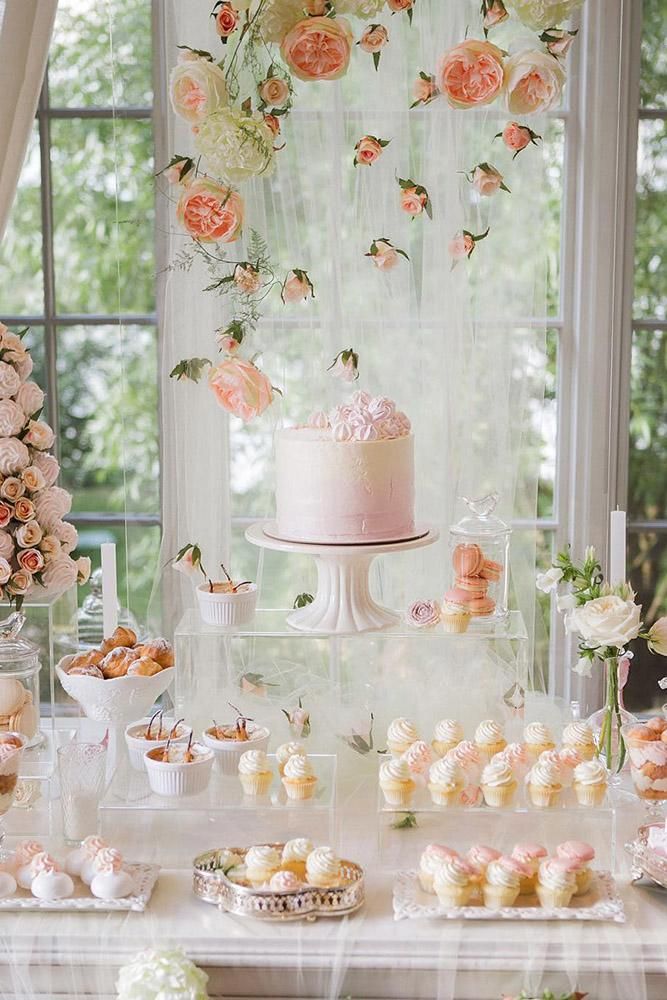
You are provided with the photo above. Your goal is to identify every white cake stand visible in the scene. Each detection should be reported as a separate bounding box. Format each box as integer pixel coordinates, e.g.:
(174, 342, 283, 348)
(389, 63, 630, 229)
(246, 521, 439, 635)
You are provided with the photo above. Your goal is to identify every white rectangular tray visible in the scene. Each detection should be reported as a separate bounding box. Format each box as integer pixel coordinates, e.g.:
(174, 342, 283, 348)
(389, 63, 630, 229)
(393, 869, 625, 923)
(0, 863, 159, 912)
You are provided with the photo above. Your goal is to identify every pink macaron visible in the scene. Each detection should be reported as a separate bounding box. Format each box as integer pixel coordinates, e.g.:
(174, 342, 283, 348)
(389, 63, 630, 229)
(455, 575, 489, 595)
(443, 587, 474, 606)
(452, 543, 484, 577)
(480, 559, 503, 582)
(556, 841, 595, 865)
(467, 596, 496, 616)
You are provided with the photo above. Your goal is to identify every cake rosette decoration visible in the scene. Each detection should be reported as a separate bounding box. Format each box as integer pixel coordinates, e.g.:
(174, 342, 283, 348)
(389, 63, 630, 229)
(406, 600, 441, 629)
(116, 948, 209, 1000)
(306, 391, 411, 443)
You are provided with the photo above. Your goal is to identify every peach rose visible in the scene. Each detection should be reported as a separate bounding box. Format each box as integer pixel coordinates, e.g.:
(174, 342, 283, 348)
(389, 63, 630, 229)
(208, 359, 274, 422)
(24, 420, 55, 451)
(281, 16, 353, 82)
(15, 381, 44, 417)
(437, 39, 505, 109)
(169, 56, 228, 124)
(76, 556, 92, 584)
(281, 270, 313, 303)
(234, 264, 262, 294)
(502, 121, 531, 151)
(367, 239, 408, 270)
(18, 548, 44, 575)
(400, 187, 427, 215)
(16, 521, 42, 548)
(304, 0, 328, 12)
(176, 180, 244, 244)
(259, 76, 290, 107)
(7, 570, 31, 596)
(545, 31, 576, 59)
(216, 333, 241, 355)
(449, 232, 475, 259)
(472, 163, 505, 196)
(412, 74, 437, 104)
(355, 135, 384, 166)
(214, 2, 239, 38)
(0, 559, 10, 586)
(0, 503, 12, 529)
(387, 0, 412, 9)
(359, 24, 388, 54)
(263, 113, 281, 136)
(14, 497, 36, 523)
(40, 535, 60, 561)
(0, 477, 24, 502)
(483, 0, 508, 28)
(32, 452, 60, 487)
(22, 466, 46, 492)
(504, 50, 565, 114)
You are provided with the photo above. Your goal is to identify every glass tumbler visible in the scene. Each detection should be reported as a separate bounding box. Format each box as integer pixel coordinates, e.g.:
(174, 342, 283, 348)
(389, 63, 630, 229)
(57, 742, 107, 846)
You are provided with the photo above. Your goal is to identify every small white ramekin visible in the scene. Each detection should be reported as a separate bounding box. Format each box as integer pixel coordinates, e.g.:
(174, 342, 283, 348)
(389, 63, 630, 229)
(144, 744, 214, 797)
(124, 719, 192, 772)
(196, 584, 258, 627)
(202, 725, 270, 776)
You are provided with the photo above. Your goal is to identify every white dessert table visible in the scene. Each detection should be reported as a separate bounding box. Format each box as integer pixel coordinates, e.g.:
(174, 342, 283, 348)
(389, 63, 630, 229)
(246, 521, 439, 634)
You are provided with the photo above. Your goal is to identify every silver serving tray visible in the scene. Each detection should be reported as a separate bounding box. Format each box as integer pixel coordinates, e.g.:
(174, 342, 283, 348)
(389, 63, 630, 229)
(393, 869, 625, 922)
(625, 823, 667, 889)
(193, 845, 364, 921)
(0, 863, 159, 912)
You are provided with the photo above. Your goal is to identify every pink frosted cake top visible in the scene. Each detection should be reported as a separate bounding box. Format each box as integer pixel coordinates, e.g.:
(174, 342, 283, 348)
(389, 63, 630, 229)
(306, 391, 411, 442)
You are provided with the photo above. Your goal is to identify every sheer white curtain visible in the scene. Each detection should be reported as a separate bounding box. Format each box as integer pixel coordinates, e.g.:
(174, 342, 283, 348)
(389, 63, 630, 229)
(154, 0, 547, 668)
(0, 0, 57, 241)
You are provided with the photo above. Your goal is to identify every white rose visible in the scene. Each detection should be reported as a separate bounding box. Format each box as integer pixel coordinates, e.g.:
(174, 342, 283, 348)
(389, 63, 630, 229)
(0, 400, 25, 437)
(22, 466, 46, 492)
(0, 531, 14, 560)
(15, 355, 33, 382)
(257, 0, 305, 42)
(15, 382, 44, 417)
(0, 558, 10, 585)
(34, 487, 72, 531)
(536, 567, 563, 593)
(505, 0, 584, 31)
(0, 361, 20, 400)
(169, 57, 228, 124)
(572, 657, 593, 678)
(194, 110, 274, 184)
(54, 519, 78, 554)
(116, 948, 209, 1000)
(565, 595, 642, 650)
(505, 50, 566, 114)
(337, 0, 385, 17)
(0, 438, 30, 476)
(556, 592, 577, 612)
(42, 555, 78, 592)
(24, 420, 55, 451)
(32, 452, 60, 487)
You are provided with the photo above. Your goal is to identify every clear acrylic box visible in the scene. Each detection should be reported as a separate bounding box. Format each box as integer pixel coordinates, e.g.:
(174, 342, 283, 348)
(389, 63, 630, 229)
(100, 754, 337, 867)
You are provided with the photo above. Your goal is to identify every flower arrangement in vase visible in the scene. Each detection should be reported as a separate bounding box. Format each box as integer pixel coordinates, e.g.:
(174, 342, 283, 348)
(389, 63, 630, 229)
(0, 323, 90, 608)
(538, 546, 667, 771)
(172, 543, 257, 626)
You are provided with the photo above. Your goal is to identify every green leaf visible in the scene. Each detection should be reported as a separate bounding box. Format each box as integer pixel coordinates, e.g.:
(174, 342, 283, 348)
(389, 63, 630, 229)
(391, 811, 418, 830)
(293, 592, 314, 609)
(169, 357, 212, 382)
(373, 51, 380, 71)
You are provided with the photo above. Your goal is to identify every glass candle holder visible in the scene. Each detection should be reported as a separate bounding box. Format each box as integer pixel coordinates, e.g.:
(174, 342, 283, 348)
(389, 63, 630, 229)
(447, 493, 511, 623)
(57, 741, 108, 846)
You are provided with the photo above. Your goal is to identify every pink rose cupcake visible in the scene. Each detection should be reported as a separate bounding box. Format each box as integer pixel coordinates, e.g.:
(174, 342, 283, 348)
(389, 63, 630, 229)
(556, 840, 595, 896)
(466, 844, 501, 880)
(511, 842, 547, 894)
(402, 740, 434, 784)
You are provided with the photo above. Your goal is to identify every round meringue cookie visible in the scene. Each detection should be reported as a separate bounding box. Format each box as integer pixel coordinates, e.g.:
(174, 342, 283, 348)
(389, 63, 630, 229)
(90, 848, 135, 901)
(13, 839, 44, 888)
(269, 870, 303, 892)
(30, 853, 74, 901)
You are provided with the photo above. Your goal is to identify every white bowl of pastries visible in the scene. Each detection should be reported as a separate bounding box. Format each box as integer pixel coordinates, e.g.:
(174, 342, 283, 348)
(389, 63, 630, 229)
(125, 712, 192, 772)
(202, 709, 270, 776)
(144, 737, 214, 797)
(56, 627, 175, 723)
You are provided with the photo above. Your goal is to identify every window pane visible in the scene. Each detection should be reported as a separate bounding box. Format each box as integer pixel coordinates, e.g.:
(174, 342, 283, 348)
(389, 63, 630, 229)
(77, 522, 160, 627)
(49, 0, 152, 109)
(628, 328, 667, 521)
(0, 124, 43, 314)
(640, 0, 667, 110)
(57, 325, 159, 516)
(543, 118, 564, 318)
(51, 118, 155, 314)
(633, 118, 667, 321)
(626, 530, 667, 713)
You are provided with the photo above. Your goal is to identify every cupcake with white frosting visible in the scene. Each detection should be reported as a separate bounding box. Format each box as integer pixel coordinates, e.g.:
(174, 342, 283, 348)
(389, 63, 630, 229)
(281, 838, 313, 879)
(562, 721, 597, 761)
(511, 842, 547, 894)
(402, 740, 433, 782)
(418, 844, 459, 894)
(481, 756, 517, 808)
(431, 719, 464, 758)
(305, 846, 341, 888)
(427, 757, 464, 807)
(433, 856, 475, 908)
(275, 741, 305, 777)
(499, 742, 530, 779)
(466, 844, 501, 880)
(245, 844, 281, 884)
(238, 749, 273, 797)
(482, 856, 527, 908)
(474, 720, 506, 761)
(573, 757, 608, 806)
(527, 756, 563, 808)
(556, 840, 596, 895)
(379, 757, 415, 807)
(536, 857, 577, 908)
(558, 746, 583, 787)
(386, 717, 419, 757)
(523, 721, 556, 759)
(281, 754, 318, 801)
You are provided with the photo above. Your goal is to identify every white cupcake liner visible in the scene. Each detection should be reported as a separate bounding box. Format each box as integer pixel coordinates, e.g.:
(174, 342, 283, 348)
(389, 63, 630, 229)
(144, 751, 213, 797)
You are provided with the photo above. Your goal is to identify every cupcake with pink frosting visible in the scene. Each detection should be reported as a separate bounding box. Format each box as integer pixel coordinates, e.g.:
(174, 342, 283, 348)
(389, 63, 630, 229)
(433, 856, 476, 908)
(466, 844, 501, 880)
(558, 746, 583, 787)
(536, 857, 577, 909)
(556, 840, 595, 896)
(511, 842, 547, 894)
(482, 856, 529, 908)
(402, 740, 434, 783)
(499, 741, 530, 779)
(418, 844, 459, 894)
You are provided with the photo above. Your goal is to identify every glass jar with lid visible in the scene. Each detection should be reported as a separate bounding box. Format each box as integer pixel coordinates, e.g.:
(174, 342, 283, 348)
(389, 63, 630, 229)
(447, 493, 511, 623)
(0, 613, 42, 748)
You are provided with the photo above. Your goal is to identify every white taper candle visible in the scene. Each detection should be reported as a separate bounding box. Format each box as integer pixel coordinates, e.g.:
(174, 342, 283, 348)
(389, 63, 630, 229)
(100, 542, 118, 638)
(609, 509, 627, 586)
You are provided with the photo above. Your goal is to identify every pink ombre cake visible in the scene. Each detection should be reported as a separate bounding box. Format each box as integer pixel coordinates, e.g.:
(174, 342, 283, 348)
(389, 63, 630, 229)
(274, 391, 415, 544)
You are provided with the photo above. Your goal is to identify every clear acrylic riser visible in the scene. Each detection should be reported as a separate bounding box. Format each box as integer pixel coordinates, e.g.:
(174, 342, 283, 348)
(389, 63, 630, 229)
(99, 754, 337, 868)
(173, 608, 530, 750)
(376, 784, 636, 873)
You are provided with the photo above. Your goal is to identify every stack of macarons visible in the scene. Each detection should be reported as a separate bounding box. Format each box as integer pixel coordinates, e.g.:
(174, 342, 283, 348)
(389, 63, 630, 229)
(444, 543, 502, 617)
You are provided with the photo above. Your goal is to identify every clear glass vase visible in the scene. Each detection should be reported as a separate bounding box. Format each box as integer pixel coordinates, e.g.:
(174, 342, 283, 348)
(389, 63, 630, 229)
(587, 657, 636, 774)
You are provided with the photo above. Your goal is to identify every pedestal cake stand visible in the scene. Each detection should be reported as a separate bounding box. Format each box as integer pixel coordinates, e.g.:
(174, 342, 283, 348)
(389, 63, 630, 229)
(246, 521, 439, 634)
